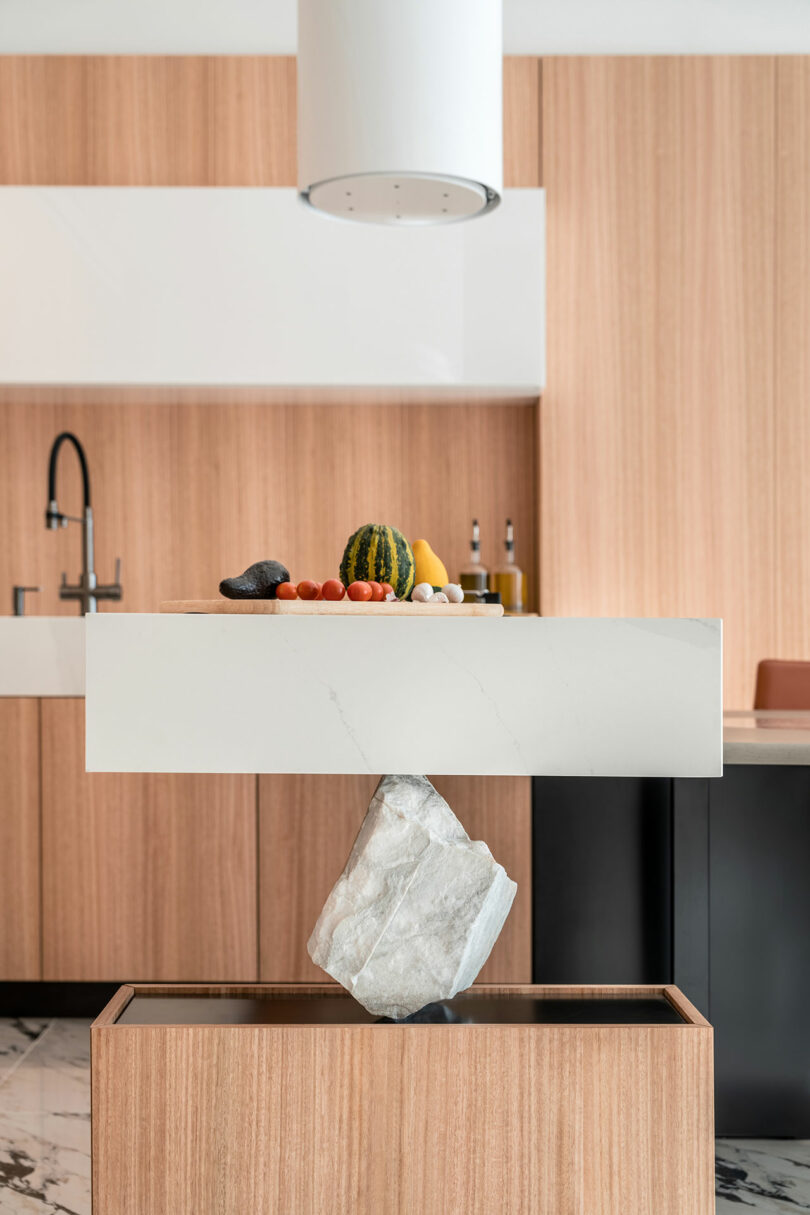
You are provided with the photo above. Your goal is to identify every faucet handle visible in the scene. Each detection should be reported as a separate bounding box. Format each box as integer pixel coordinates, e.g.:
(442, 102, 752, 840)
(115, 556, 122, 584)
(61, 571, 67, 588)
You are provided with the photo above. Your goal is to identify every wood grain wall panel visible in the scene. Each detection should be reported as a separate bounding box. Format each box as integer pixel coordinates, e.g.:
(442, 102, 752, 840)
(259, 775, 532, 983)
(775, 60, 810, 665)
(0, 699, 41, 980)
(503, 56, 543, 187)
(541, 57, 777, 708)
(0, 397, 538, 616)
(0, 57, 89, 184)
(41, 699, 257, 981)
(258, 776, 377, 983)
(0, 56, 297, 186)
(434, 776, 532, 982)
(0, 56, 539, 188)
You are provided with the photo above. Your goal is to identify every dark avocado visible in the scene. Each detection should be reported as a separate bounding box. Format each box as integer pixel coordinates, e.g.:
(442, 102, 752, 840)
(219, 559, 291, 600)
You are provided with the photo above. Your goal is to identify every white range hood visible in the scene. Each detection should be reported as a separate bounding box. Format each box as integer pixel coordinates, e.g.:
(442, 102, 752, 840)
(84, 615, 722, 777)
(297, 0, 503, 225)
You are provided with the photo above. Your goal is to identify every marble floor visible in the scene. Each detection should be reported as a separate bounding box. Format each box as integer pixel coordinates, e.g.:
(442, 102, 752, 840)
(0, 1018, 807, 1214)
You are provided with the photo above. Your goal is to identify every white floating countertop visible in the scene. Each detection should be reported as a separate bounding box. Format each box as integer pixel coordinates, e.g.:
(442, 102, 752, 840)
(723, 711, 810, 766)
(85, 614, 722, 777)
(0, 617, 85, 697)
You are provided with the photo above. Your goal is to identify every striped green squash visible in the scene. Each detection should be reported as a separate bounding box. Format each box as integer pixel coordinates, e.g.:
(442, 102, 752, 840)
(339, 524, 415, 601)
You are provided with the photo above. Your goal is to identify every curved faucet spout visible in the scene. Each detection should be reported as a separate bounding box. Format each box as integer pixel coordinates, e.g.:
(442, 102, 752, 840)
(44, 431, 121, 615)
(46, 431, 91, 529)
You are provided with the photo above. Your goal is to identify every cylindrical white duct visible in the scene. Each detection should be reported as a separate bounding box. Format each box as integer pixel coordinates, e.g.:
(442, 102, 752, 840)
(297, 0, 503, 226)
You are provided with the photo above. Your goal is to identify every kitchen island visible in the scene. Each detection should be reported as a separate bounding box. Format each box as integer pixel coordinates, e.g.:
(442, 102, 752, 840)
(2, 620, 807, 1139)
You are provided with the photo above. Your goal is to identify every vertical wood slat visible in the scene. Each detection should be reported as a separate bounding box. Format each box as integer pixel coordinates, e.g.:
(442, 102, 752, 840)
(503, 55, 543, 187)
(259, 775, 532, 984)
(775, 59, 810, 665)
(541, 56, 777, 709)
(41, 699, 257, 982)
(0, 56, 297, 186)
(0, 699, 41, 980)
(0, 55, 540, 188)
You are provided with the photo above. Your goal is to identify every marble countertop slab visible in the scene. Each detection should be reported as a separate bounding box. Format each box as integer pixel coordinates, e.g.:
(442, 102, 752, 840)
(0, 618, 85, 697)
(85, 614, 722, 777)
(724, 711, 810, 766)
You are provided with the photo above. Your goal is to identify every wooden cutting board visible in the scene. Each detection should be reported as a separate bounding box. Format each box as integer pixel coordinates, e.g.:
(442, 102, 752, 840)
(160, 598, 504, 617)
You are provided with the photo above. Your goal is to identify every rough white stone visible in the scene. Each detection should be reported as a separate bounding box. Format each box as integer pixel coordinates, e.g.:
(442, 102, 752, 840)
(307, 774, 517, 1019)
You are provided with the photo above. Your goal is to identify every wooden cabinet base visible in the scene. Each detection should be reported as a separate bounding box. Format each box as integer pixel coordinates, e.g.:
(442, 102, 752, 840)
(92, 984, 714, 1215)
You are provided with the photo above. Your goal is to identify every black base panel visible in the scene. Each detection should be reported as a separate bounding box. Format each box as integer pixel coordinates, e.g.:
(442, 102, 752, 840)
(532, 776, 672, 984)
(118, 994, 685, 1027)
(709, 766, 810, 1137)
(0, 983, 138, 1018)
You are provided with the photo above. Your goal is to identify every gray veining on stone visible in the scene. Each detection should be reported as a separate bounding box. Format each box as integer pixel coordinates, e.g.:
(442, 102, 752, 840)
(85, 614, 723, 776)
(0, 1022, 49, 1087)
(716, 1139, 810, 1212)
(0, 1020, 91, 1215)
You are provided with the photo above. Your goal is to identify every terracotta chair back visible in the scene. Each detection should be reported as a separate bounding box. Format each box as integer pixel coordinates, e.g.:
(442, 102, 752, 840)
(754, 659, 810, 710)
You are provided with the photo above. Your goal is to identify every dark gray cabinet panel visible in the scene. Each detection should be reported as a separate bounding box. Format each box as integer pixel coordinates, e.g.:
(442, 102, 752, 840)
(532, 778, 672, 984)
(709, 766, 810, 1136)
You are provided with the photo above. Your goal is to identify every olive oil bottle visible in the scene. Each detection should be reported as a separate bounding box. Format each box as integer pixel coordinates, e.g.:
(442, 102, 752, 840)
(490, 518, 524, 613)
(459, 518, 488, 598)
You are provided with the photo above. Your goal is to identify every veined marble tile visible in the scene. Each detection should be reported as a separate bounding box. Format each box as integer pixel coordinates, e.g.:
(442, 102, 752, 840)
(0, 1021, 50, 1086)
(716, 1138, 810, 1212)
(0, 1020, 90, 1215)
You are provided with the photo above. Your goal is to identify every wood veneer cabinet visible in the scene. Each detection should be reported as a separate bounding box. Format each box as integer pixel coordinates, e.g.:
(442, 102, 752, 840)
(40, 699, 257, 981)
(92, 983, 714, 1215)
(0, 699, 41, 979)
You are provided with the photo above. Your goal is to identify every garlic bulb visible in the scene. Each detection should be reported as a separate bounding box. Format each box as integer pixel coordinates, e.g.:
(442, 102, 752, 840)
(411, 582, 434, 603)
(441, 583, 464, 603)
(429, 591, 450, 604)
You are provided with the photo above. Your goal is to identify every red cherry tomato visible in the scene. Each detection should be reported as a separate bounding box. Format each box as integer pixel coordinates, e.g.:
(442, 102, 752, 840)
(367, 581, 384, 601)
(347, 581, 373, 602)
(322, 579, 346, 601)
(381, 583, 395, 599)
(297, 580, 321, 601)
(276, 582, 298, 600)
